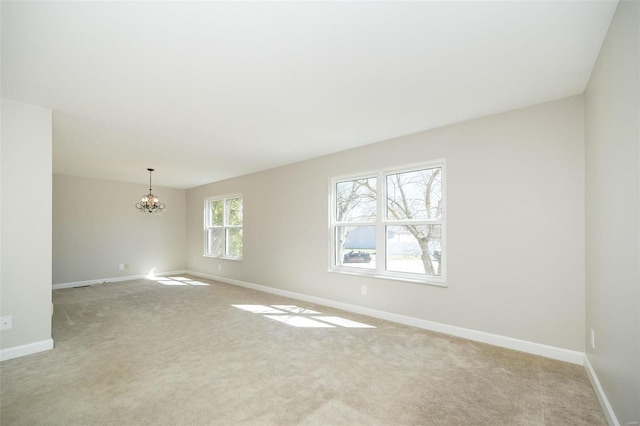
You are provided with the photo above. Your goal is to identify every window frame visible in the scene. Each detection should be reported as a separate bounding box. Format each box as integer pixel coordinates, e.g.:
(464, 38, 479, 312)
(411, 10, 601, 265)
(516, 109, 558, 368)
(329, 160, 446, 286)
(203, 193, 243, 260)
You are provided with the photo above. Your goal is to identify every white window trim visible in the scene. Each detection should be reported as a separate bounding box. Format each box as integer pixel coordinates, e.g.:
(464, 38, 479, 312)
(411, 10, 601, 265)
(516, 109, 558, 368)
(329, 160, 446, 286)
(203, 193, 243, 261)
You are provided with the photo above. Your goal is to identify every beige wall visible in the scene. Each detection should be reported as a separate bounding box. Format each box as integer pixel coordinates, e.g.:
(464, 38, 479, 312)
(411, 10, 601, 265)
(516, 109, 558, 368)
(1, 98, 53, 351)
(585, 0, 640, 424)
(187, 95, 586, 351)
(53, 174, 186, 285)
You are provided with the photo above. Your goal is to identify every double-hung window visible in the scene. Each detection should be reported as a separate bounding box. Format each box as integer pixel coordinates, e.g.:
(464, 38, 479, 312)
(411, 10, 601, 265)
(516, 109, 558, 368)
(330, 160, 445, 285)
(204, 194, 243, 259)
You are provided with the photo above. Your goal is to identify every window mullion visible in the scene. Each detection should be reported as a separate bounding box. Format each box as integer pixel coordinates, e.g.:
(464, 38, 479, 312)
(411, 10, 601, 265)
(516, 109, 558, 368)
(224, 225, 229, 257)
(377, 170, 386, 274)
(334, 221, 375, 227)
(387, 219, 443, 226)
(224, 201, 229, 256)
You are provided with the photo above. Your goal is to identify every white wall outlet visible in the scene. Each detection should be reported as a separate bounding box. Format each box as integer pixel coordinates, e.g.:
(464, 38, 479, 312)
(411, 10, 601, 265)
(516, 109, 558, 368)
(590, 328, 595, 349)
(361, 285, 367, 295)
(0, 315, 13, 331)
(119, 263, 125, 270)
(218, 264, 222, 271)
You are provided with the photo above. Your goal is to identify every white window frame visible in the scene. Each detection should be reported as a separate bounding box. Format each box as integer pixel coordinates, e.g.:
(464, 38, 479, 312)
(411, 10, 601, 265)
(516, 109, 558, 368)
(203, 193, 243, 260)
(329, 160, 446, 286)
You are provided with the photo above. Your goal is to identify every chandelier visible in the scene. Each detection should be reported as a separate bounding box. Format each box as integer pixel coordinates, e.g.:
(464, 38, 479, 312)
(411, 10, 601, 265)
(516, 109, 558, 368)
(135, 168, 165, 213)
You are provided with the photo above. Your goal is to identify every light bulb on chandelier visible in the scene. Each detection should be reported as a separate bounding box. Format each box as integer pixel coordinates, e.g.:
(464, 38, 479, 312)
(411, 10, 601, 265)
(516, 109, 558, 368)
(135, 168, 165, 213)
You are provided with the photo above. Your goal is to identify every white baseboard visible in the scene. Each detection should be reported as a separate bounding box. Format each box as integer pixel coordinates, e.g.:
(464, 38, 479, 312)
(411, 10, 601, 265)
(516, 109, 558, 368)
(584, 355, 620, 426)
(0, 339, 54, 362)
(52, 270, 187, 290)
(186, 270, 585, 365)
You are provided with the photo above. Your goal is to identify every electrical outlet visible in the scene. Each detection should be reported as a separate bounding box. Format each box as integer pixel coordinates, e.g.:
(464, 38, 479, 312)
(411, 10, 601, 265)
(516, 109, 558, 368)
(218, 264, 222, 271)
(0, 316, 13, 331)
(119, 263, 125, 270)
(590, 328, 595, 349)
(361, 285, 367, 295)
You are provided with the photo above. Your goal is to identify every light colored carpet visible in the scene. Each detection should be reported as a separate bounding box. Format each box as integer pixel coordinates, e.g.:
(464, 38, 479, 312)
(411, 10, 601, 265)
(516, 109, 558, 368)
(0, 275, 606, 425)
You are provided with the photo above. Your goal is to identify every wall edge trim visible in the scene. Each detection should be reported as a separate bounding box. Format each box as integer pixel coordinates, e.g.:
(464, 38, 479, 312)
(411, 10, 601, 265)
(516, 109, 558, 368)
(0, 339, 54, 362)
(186, 270, 585, 365)
(584, 355, 620, 426)
(52, 270, 188, 290)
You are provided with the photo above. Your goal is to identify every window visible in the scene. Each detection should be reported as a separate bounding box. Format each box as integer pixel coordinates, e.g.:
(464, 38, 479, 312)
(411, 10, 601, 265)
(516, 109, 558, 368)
(204, 194, 243, 259)
(330, 161, 445, 285)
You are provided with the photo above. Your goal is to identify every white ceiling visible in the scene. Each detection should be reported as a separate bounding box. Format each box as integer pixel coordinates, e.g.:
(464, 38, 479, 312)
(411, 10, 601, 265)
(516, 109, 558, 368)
(2, 1, 617, 189)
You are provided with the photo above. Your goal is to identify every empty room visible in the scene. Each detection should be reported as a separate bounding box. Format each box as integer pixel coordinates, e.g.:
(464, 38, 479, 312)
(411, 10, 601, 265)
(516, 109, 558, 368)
(1, 1, 638, 425)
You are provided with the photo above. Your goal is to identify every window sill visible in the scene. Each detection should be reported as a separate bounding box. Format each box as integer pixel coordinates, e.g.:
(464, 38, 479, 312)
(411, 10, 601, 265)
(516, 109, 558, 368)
(327, 268, 447, 287)
(203, 254, 243, 262)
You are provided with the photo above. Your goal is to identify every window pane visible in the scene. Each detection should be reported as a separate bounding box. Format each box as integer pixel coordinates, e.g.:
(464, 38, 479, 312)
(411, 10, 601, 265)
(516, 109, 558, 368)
(336, 178, 377, 222)
(386, 168, 442, 220)
(386, 225, 441, 276)
(209, 200, 224, 226)
(336, 226, 376, 270)
(206, 228, 223, 256)
(227, 198, 243, 226)
(227, 228, 243, 257)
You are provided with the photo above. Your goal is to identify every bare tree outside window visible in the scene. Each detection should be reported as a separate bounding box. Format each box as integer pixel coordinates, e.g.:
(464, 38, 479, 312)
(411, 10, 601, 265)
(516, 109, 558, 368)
(386, 168, 442, 276)
(335, 177, 377, 269)
(336, 178, 377, 222)
(332, 164, 444, 281)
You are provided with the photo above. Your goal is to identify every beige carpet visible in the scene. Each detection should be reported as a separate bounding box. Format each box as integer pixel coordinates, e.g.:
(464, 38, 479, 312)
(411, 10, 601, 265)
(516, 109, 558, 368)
(0, 275, 606, 425)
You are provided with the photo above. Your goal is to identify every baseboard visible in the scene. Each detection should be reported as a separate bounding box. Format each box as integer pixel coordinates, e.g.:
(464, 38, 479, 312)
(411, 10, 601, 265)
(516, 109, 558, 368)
(584, 355, 620, 426)
(186, 270, 585, 365)
(52, 270, 188, 290)
(0, 339, 54, 362)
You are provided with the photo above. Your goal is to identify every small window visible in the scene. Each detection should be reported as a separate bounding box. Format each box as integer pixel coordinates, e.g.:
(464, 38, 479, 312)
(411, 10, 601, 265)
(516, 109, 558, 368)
(204, 194, 243, 259)
(330, 161, 445, 285)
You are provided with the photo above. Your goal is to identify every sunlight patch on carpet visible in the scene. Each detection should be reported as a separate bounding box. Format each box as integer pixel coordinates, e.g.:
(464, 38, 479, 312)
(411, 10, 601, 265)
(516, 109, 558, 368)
(271, 305, 321, 314)
(232, 304, 376, 329)
(147, 277, 211, 286)
(312, 316, 375, 328)
(232, 304, 288, 314)
(264, 315, 335, 328)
